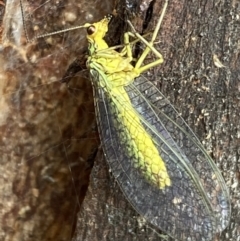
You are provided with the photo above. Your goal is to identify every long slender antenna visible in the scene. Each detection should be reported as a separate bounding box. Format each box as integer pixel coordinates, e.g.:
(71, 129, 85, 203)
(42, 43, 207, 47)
(20, 0, 30, 42)
(31, 25, 86, 41)
(20, 0, 86, 42)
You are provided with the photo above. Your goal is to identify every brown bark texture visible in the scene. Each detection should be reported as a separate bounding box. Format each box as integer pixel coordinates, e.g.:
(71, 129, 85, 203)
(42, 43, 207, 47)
(0, 0, 239, 241)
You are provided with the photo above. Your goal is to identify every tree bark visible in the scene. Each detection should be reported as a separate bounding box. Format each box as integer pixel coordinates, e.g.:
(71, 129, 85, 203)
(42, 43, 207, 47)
(0, 0, 112, 240)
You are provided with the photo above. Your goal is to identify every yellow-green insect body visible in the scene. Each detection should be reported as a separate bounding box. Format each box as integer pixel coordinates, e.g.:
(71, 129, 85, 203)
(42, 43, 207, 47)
(86, 16, 171, 189)
(81, 2, 231, 240)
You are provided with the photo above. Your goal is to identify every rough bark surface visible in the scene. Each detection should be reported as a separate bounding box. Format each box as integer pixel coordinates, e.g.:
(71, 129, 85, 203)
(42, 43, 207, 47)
(0, 0, 239, 241)
(0, 0, 112, 240)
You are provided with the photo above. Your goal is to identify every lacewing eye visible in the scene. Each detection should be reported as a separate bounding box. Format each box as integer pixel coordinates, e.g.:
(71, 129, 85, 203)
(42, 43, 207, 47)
(87, 25, 96, 35)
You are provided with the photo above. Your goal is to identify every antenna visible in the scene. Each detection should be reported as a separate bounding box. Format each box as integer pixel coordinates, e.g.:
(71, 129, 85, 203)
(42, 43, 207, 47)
(20, 0, 86, 42)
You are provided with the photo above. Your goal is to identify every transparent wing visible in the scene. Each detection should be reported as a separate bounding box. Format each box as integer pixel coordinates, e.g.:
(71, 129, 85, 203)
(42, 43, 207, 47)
(92, 73, 231, 241)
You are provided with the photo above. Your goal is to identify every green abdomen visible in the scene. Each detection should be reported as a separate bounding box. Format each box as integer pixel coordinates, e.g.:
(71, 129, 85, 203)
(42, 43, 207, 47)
(109, 86, 171, 189)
